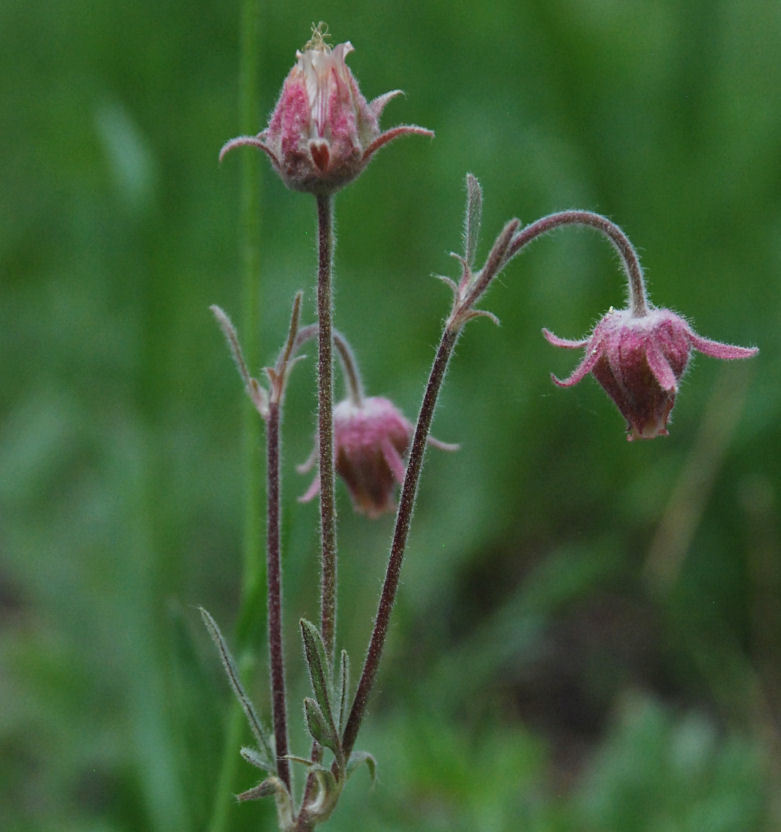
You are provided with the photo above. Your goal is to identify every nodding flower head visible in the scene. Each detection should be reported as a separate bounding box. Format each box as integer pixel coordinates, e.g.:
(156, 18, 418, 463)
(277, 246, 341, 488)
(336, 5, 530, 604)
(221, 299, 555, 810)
(220, 25, 434, 195)
(299, 396, 457, 518)
(543, 306, 758, 441)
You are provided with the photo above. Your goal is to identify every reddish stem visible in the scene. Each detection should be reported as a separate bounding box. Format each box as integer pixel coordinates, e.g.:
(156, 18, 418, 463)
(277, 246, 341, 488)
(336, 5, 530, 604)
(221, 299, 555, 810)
(316, 194, 337, 658)
(266, 400, 290, 790)
(342, 326, 459, 759)
(506, 210, 648, 317)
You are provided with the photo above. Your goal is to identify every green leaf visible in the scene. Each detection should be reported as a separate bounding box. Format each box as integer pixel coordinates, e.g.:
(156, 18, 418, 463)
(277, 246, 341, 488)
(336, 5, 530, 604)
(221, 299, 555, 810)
(304, 697, 339, 753)
(236, 776, 295, 831)
(282, 754, 317, 768)
(236, 778, 278, 801)
(240, 746, 274, 773)
(200, 607, 274, 764)
(299, 619, 338, 744)
(464, 172, 483, 268)
(336, 649, 351, 734)
(346, 750, 377, 785)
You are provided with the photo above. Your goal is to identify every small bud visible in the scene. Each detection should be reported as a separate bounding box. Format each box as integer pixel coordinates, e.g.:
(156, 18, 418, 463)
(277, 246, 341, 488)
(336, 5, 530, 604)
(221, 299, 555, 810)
(543, 307, 758, 441)
(299, 396, 457, 517)
(220, 26, 433, 194)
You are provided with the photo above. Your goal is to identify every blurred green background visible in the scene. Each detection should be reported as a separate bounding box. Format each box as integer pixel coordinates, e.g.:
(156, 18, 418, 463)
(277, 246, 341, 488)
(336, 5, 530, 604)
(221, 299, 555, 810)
(2, 0, 780, 830)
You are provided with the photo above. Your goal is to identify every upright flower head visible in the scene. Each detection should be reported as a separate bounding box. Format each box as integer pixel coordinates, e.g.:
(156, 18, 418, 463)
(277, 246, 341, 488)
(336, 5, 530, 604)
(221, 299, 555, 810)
(543, 306, 758, 440)
(220, 25, 433, 194)
(299, 396, 456, 518)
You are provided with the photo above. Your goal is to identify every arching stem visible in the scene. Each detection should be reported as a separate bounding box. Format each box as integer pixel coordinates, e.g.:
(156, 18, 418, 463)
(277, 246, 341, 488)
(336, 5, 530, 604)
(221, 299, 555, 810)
(506, 210, 649, 317)
(296, 325, 365, 407)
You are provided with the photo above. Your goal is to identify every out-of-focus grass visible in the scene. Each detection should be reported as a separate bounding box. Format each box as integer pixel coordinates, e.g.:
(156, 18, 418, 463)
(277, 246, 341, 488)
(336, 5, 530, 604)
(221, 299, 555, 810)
(1, 1, 779, 830)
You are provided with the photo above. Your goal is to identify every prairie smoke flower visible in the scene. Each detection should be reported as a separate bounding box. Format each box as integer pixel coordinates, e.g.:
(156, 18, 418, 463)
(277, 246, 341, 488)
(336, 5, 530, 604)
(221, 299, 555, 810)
(299, 396, 457, 518)
(543, 307, 758, 441)
(220, 28, 433, 194)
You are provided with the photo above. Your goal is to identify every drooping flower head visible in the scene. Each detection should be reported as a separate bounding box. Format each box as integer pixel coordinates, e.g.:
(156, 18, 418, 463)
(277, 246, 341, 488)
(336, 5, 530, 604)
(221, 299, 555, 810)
(299, 396, 456, 518)
(543, 306, 758, 441)
(220, 24, 434, 194)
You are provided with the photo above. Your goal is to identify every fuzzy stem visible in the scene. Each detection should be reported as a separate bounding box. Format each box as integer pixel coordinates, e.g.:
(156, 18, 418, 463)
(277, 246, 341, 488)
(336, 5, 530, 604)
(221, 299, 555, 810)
(316, 193, 337, 658)
(266, 400, 291, 791)
(295, 815, 315, 832)
(295, 325, 364, 406)
(333, 332, 364, 406)
(342, 325, 459, 759)
(463, 219, 520, 313)
(506, 210, 649, 317)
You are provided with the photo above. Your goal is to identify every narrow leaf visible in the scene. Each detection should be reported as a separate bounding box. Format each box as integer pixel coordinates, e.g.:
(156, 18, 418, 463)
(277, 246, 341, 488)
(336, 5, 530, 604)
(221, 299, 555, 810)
(337, 649, 351, 734)
(210, 305, 251, 386)
(462, 308, 501, 327)
(282, 754, 317, 767)
(277, 290, 303, 374)
(433, 272, 459, 295)
(236, 778, 278, 801)
(300, 619, 336, 730)
(240, 746, 274, 773)
(200, 607, 274, 764)
(210, 305, 269, 418)
(236, 776, 295, 830)
(464, 173, 483, 268)
(304, 697, 339, 753)
(346, 750, 377, 784)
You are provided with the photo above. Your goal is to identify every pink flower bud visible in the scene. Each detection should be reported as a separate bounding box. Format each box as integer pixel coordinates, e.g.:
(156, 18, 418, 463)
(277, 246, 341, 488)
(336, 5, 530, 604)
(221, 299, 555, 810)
(299, 396, 457, 518)
(220, 31, 433, 194)
(543, 307, 758, 441)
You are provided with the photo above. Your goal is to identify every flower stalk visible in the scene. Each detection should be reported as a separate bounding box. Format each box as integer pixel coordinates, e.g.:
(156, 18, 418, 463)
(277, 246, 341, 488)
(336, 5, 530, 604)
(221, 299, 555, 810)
(264, 294, 305, 791)
(315, 193, 338, 659)
(341, 324, 458, 759)
(265, 399, 290, 789)
(293, 325, 365, 406)
(208, 294, 306, 804)
(505, 209, 648, 316)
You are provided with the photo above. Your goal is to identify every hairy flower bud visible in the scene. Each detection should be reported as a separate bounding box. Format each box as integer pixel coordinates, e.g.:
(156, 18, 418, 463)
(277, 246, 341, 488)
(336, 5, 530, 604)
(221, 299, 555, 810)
(543, 307, 758, 440)
(220, 28, 433, 194)
(299, 396, 456, 517)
